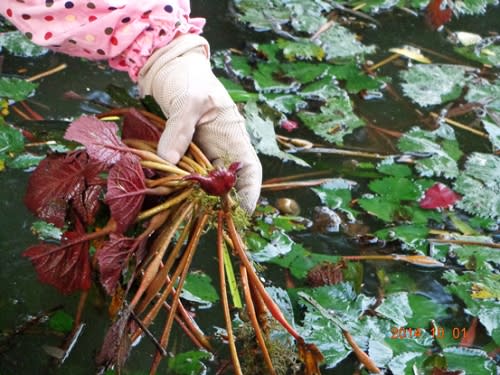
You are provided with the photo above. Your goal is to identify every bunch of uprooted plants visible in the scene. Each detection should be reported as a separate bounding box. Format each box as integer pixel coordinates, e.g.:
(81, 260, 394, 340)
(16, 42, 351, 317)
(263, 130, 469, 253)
(23, 108, 336, 375)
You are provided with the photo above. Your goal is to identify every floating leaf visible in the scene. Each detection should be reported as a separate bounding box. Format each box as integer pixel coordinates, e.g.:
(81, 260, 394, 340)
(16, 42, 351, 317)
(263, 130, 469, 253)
(0, 77, 38, 102)
(0, 122, 24, 159)
(244, 101, 309, 167)
(375, 292, 412, 326)
(167, 350, 212, 375)
(443, 347, 497, 374)
(316, 24, 376, 62)
(23, 219, 92, 294)
(454, 153, 500, 219)
(298, 87, 365, 144)
(400, 64, 470, 107)
(398, 126, 462, 179)
(369, 177, 421, 201)
(389, 47, 431, 64)
(0, 30, 48, 57)
(48, 310, 74, 333)
(425, 0, 453, 29)
(105, 155, 146, 233)
(64, 116, 126, 166)
(455, 44, 500, 67)
(277, 39, 325, 61)
(182, 272, 219, 305)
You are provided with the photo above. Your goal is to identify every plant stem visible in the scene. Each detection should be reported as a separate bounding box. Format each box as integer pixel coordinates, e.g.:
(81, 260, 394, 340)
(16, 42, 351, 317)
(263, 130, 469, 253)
(366, 53, 400, 72)
(430, 112, 489, 138)
(26, 63, 67, 82)
(428, 238, 500, 249)
(218, 211, 243, 375)
(261, 178, 335, 191)
(140, 160, 190, 176)
(137, 188, 193, 221)
(240, 265, 276, 375)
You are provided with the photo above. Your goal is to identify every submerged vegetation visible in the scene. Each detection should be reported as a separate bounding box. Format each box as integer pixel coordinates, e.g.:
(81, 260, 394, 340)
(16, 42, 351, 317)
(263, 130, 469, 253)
(1, 0, 499, 374)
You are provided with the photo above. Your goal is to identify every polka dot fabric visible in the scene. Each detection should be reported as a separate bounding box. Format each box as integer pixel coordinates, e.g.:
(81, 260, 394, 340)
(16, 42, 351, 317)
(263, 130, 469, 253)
(0, 1, 205, 81)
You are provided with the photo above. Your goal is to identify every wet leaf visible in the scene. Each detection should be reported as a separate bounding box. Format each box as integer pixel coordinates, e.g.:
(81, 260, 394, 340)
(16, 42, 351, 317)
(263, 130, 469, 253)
(97, 234, 138, 295)
(442, 347, 497, 374)
(398, 126, 462, 179)
(316, 24, 376, 62)
(312, 178, 358, 218)
(455, 44, 500, 67)
(31, 220, 63, 241)
(6, 153, 45, 170)
(167, 350, 211, 375)
(389, 47, 431, 64)
(369, 177, 421, 201)
(48, 310, 74, 333)
(376, 224, 429, 252)
(298, 87, 365, 144)
(64, 116, 126, 167)
(400, 64, 470, 107)
(375, 292, 412, 326)
(0, 30, 48, 57)
(329, 62, 386, 94)
(23, 219, 92, 294)
(244, 101, 309, 166)
(454, 153, 500, 219)
(121, 108, 161, 143)
(0, 77, 38, 102)
(105, 155, 146, 233)
(182, 272, 219, 305)
(0, 122, 24, 159)
(24, 151, 105, 227)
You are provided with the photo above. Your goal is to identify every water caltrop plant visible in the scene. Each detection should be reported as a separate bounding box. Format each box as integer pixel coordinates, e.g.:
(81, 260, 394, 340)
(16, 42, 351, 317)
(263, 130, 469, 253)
(21, 110, 324, 374)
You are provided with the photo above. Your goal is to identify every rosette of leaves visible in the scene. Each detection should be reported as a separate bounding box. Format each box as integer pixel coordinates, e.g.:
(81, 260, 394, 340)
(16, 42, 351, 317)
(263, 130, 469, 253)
(21, 109, 323, 374)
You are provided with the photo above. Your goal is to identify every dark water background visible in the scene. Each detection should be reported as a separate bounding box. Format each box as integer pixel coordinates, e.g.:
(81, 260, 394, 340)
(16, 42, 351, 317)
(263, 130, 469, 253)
(1, 1, 499, 374)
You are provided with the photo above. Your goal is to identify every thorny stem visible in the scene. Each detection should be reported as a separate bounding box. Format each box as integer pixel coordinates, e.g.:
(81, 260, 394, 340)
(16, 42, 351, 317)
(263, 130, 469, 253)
(240, 265, 277, 375)
(218, 211, 243, 375)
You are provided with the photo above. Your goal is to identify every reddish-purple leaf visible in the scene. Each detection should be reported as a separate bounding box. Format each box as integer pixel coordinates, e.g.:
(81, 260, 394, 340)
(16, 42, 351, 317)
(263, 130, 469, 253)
(73, 184, 103, 225)
(122, 108, 162, 143)
(24, 151, 104, 227)
(96, 309, 132, 371)
(97, 234, 138, 295)
(23, 219, 92, 294)
(419, 182, 461, 209)
(105, 155, 146, 233)
(64, 115, 126, 166)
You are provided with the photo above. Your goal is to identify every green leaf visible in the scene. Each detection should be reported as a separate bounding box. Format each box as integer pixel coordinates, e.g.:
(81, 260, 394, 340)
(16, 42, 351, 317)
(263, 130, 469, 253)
(0, 31, 48, 57)
(443, 347, 497, 374)
(6, 153, 45, 170)
(455, 44, 500, 67)
(316, 24, 376, 62)
(368, 177, 421, 201)
(0, 77, 38, 102)
(182, 272, 219, 305)
(167, 350, 212, 375)
(252, 62, 298, 92)
(262, 92, 308, 114)
(31, 220, 63, 241)
(281, 62, 330, 84)
(358, 196, 400, 222)
(375, 292, 412, 326)
(398, 126, 462, 179)
(376, 224, 429, 252)
(218, 77, 258, 103)
(277, 38, 325, 61)
(329, 62, 385, 93)
(48, 310, 73, 333)
(400, 64, 470, 107)
(244, 101, 309, 166)
(454, 153, 500, 219)
(311, 178, 358, 218)
(0, 123, 24, 159)
(377, 158, 413, 177)
(298, 87, 365, 144)
(407, 294, 449, 327)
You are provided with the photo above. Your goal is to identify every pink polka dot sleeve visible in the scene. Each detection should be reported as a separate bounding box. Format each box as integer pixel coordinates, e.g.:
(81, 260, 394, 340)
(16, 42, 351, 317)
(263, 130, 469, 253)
(0, 1, 205, 81)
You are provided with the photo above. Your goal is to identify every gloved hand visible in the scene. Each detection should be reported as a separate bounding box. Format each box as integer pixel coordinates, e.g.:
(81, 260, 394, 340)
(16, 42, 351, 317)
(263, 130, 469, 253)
(138, 34, 262, 213)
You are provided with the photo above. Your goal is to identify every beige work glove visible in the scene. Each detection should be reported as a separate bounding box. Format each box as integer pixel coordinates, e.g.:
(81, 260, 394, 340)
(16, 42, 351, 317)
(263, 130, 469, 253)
(138, 34, 262, 213)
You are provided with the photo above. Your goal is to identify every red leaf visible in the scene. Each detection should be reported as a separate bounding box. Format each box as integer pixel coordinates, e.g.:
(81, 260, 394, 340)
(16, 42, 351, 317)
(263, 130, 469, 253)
(122, 108, 161, 143)
(24, 151, 104, 227)
(419, 182, 461, 209)
(23, 219, 92, 294)
(97, 234, 139, 295)
(64, 115, 127, 166)
(425, 0, 453, 30)
(105, 155, 146, 233)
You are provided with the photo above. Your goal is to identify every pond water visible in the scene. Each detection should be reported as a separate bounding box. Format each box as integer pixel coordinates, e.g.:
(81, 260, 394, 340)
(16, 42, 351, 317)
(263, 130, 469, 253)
(1, 1, 499, 374)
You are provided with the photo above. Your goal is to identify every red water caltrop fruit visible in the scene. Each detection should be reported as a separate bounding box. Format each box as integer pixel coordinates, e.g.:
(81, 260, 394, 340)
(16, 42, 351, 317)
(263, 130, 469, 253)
(184, 162, 242, 196)
(281, 119, 299, 132)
